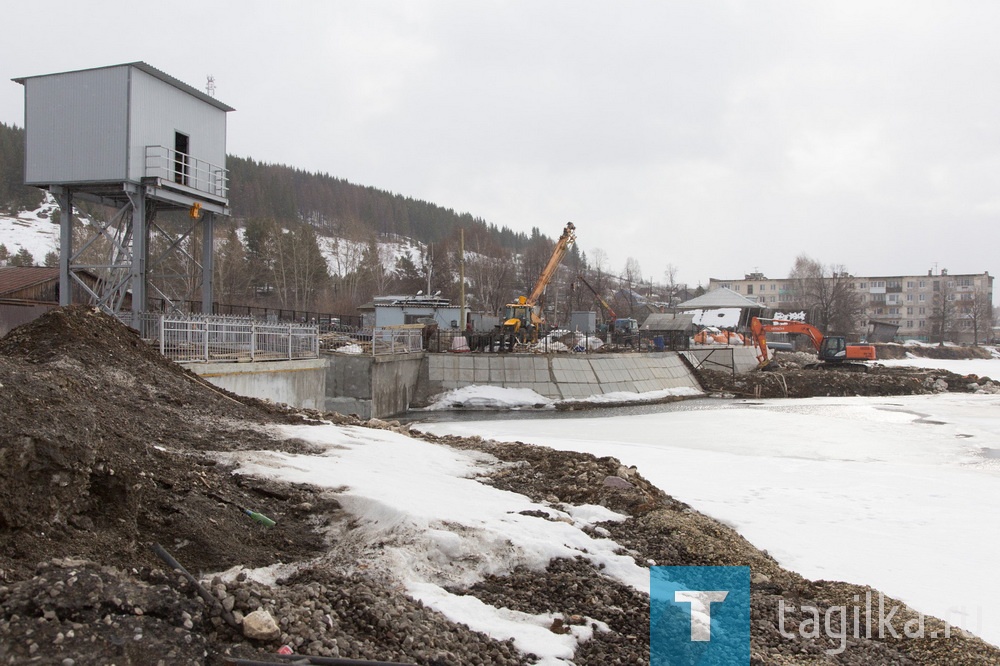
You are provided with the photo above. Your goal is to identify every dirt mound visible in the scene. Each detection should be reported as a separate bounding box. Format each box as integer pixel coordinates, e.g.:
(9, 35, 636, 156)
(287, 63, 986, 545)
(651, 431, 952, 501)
(0, 306, 337, 581)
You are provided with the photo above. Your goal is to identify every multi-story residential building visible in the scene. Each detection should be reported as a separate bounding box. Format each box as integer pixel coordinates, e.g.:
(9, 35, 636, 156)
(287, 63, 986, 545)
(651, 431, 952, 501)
(707, 269, 994, 343)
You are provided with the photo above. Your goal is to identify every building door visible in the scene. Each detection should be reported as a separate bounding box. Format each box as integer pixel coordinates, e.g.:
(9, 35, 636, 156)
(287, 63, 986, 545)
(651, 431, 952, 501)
(174, 132, 189, 185)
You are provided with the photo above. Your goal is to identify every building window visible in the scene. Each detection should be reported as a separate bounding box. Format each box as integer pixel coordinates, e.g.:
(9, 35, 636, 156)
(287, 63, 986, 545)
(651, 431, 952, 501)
(919, 280, 926, 288)
(906, 320, 913, 328)
(959, 278, 972, 287)
(860, 282, 867, 288)
(889, 307, 899, 315)
(747, 285, 753, 294)
(919, 294, 926, 301)
(907, 281, 916, 288)
(906, 307, 913, 315)
(887, 280, 901, 288)
(872, 281, 886, 288)
(875, 308, 884, 315)
(771, 284, 776, 290)
(918, 307, 926, 315)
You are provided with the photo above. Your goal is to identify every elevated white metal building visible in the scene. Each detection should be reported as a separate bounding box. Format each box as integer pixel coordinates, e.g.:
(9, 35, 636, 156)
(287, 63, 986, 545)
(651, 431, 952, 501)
(13, 62, 234, 318)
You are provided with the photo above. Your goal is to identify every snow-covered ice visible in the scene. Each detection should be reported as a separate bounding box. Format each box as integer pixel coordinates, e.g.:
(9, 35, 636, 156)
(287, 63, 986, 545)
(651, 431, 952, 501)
(877, 355, 1000, 380)
(422, 384, 703, 411)
(422, 393, 1000, 646)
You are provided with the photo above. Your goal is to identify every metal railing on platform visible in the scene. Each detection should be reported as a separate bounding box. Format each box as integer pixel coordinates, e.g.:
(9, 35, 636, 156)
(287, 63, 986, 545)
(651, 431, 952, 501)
(144, 146, 229, 199)
(156, 313, 319, 363)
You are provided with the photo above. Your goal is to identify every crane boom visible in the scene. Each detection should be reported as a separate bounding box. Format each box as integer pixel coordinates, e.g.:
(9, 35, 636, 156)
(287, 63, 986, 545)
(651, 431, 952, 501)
(500, 222, 577, 342)
(526, 222, 576, 305)
(576, 274, 617, 321)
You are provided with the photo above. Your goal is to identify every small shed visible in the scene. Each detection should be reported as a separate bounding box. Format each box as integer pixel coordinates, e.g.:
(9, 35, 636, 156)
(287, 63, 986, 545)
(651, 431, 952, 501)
(0, 266, 103, 336)
(364, 295, 462, 330)
(675, 288, 767, 329)
(641, 312, 695, 350)
(867, 319, 900, 343)
(14, 62, 233, 202)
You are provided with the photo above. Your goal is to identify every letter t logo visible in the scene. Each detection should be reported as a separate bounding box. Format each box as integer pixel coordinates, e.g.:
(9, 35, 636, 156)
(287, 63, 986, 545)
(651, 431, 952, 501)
(674, 591, 729, 641)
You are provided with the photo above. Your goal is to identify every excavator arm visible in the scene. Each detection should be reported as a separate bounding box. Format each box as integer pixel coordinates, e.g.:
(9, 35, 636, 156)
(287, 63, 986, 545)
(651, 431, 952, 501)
(749, 317, 875, 368)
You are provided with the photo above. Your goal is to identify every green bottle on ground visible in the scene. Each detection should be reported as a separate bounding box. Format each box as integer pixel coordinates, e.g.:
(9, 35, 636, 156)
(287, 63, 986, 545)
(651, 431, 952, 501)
(243, 508, 276, 527)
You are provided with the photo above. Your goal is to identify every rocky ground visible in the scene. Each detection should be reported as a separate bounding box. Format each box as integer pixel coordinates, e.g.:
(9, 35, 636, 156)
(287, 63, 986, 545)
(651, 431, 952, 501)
(1, 307, 999, 665)
(696, 350, 999, 399)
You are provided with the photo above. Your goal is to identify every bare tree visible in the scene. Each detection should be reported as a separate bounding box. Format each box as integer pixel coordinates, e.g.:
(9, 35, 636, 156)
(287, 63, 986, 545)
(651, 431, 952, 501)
(620, 257, 643, 317)
(788, 255, 863, 335)
(362, 238, 396, 297)
(929, 277, 956, 345)
(968, 287, 994, 346)
(467, 252, 513, 315)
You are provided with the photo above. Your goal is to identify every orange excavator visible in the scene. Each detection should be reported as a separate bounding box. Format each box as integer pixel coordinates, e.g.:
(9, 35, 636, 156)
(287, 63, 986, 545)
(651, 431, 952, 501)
(501, 222, 576, 342)
(749, 317, 876, 370)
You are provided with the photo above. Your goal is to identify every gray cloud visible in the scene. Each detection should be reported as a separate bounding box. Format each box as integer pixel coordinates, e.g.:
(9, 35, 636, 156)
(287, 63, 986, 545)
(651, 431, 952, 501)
(2, 1, 998, 295)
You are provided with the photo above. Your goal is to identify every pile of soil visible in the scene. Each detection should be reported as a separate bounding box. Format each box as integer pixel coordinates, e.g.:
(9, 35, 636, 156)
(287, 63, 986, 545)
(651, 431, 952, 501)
(0, 305, 338, 582)
(2, 306, 999, 665)
(696, 351, 998, 399)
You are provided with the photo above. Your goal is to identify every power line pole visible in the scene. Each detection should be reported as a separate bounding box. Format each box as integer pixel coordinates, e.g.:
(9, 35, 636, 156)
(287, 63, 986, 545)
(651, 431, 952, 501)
(459, 228, 466, 329)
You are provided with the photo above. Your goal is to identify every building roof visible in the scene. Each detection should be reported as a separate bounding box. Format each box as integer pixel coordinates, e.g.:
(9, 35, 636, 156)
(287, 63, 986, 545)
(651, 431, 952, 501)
(0, 266, 59, 297)
(676, 287, 762, 309)
(13, 61, 235, 113)
(641, 312, 694, 332)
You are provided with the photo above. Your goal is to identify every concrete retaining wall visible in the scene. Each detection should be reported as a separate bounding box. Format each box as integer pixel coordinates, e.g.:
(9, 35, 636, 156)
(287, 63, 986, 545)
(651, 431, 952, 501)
(188, 358, 328, 411)
(188, 351, 710, 418)
(413, 352, 701, 405)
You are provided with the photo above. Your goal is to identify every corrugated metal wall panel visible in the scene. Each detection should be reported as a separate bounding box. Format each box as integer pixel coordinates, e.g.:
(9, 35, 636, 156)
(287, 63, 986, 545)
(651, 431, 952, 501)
(23, 67, 129, 185)
(128, 68, 227, 183)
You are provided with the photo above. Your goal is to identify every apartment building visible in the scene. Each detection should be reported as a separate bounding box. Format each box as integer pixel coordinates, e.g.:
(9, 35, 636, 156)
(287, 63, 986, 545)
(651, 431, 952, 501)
(707, 269, 994, 343)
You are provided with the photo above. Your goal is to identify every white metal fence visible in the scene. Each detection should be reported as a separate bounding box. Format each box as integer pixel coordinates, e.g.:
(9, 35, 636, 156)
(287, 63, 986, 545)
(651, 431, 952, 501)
(323, 327, 424, 356)
(157, 314, 319, 363)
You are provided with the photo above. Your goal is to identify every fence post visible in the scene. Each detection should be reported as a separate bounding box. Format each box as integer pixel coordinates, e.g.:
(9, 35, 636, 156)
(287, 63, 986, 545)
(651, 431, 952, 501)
(250, 322, 257, 361)
(288, 324, 293, 360)
(159, 315, 165, 357)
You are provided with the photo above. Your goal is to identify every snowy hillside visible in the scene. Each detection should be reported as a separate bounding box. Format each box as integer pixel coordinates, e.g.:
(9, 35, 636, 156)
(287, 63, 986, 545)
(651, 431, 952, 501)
(0, 196, 425, 277)
(0, 195, 61, 263)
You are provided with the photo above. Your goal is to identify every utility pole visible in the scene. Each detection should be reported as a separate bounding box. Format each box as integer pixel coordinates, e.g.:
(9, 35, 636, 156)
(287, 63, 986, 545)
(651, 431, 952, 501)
(459, 229, 466, 329)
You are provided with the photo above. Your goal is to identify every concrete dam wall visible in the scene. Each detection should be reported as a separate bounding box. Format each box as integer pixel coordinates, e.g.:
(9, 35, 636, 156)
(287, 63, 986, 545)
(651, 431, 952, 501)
(189, 350, 716, 418)
(412, 352, 701, 405)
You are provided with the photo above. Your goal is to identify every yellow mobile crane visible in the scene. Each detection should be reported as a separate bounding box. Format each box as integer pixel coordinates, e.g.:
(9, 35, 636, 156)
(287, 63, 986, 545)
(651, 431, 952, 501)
(501, 222, 577, 342)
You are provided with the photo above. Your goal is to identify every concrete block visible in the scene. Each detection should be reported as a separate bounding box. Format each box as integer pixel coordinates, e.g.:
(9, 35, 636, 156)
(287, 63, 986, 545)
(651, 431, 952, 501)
(458, 368, 474, 382)
(474, 365, 490, 383)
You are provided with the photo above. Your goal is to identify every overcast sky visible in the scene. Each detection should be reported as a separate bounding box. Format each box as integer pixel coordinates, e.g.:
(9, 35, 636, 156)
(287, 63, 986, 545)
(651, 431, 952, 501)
(3, 1, 999, 295)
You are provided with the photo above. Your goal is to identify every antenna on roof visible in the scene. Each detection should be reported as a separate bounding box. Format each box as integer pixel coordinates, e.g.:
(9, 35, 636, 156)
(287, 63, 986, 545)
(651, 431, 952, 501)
(206, 75, 216, 97)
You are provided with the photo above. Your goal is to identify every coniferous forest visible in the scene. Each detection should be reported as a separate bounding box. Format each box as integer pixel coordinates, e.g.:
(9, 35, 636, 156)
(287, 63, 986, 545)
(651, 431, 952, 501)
(0, 123, 619, 319)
